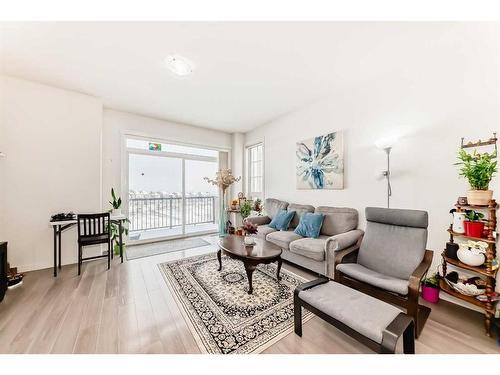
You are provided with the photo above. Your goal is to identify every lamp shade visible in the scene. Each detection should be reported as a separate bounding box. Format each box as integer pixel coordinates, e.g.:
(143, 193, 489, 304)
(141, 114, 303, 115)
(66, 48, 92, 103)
(375, 135, 399, 149)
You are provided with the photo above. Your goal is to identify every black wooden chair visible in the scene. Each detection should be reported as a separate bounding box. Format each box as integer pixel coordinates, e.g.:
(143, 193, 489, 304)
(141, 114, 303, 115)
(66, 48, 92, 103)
(77, 213, 111, 275)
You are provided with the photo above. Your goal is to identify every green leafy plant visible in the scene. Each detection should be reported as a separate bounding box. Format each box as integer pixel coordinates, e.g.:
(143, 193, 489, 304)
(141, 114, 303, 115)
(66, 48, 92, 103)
(240, 201, 253, 219)
(456, 149, 497, 190)
(109, 188, 122, 209)
(109, 219, 130, 255)
(422, 273, 439, 289)
(464, 210, 485, 222)
(108, 188, 128, 255)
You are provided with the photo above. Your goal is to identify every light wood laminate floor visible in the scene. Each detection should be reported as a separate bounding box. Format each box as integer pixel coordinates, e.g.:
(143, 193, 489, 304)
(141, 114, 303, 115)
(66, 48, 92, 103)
(0, 242, 498, 354)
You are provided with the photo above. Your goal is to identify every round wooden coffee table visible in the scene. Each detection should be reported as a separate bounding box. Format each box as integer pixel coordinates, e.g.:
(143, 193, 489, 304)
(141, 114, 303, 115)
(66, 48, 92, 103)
(217, 234, 283, 294)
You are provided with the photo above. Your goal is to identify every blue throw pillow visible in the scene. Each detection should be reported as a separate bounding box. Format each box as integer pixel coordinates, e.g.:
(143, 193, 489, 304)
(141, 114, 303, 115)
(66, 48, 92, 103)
(294, 212, 324, 238)
(268, 209, 296, 231)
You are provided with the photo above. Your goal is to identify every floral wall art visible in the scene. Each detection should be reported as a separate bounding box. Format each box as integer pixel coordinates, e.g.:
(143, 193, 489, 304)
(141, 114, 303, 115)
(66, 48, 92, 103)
(296, 131, 344, 189)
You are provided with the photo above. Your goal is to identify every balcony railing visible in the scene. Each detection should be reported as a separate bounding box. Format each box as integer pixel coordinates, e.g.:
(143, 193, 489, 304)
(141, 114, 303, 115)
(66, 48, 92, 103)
(129, 195, 217, 232)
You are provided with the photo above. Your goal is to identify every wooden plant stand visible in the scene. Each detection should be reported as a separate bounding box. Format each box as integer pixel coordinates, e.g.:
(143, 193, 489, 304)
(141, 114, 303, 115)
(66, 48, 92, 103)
(441, 199, 498, 336)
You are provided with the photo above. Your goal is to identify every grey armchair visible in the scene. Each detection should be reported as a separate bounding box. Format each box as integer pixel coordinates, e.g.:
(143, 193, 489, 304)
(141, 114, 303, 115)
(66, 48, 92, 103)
(335, 207, 433, 338)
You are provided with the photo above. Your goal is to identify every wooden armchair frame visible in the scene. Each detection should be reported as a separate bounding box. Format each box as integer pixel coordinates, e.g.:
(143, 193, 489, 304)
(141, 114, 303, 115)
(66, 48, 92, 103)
(334, 247, 433, 338)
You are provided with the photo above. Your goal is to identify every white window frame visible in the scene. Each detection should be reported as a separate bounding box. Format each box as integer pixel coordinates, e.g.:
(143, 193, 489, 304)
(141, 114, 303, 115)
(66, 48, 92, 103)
(121, 133, 229, 244)
(245, 142, 264, 201)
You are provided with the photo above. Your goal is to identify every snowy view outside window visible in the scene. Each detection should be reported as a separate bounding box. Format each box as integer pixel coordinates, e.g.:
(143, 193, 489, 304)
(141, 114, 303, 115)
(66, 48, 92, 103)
(127, 144, 219, 241)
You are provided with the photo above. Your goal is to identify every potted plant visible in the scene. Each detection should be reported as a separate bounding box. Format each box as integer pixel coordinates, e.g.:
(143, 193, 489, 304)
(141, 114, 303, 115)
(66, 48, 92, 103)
(242, 221, 258, 245)
(464, 210, 485, 238)
(109, 221, 129, 255)
(456, 149, 497, 205)
(239, 200, 253, 220)
(421, 273, 440, 304)
(109, 188, 122, 215)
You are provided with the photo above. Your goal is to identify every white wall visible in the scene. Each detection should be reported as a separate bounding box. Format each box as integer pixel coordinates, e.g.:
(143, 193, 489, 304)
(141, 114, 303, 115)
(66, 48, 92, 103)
(101, 109, 232, 209)
(0, 76, 103, 271)
(230, 133, 245, 198)
(245, 26, 500, 302)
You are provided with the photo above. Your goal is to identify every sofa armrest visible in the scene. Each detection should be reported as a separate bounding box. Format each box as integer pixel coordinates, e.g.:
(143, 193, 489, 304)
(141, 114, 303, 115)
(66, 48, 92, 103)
(324, 229, 364, 279)
(325, 229, 364, 252)
(245, 215, 271, 226)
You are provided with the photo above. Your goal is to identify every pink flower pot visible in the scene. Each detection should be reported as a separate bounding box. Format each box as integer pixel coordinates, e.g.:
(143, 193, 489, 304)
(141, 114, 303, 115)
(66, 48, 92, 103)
(421, 285, 440, 304)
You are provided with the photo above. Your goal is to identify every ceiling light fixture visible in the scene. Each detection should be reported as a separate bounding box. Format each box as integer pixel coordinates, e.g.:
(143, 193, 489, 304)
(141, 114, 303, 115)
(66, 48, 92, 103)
(165, 54, 195, 76)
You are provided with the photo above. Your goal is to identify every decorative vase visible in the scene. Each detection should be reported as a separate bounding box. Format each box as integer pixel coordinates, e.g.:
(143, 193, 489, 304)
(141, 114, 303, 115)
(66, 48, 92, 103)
(452, 212, 466, 234)
(464, 221, 485, 238)
(457, 248, 485, 266)
(445, 242, 459, 260)
(113, 208, 122, 216)
(218, 187, 228, 237)
(466, 189, 493, 206)
(243, 235, 255, 245)
(421, 285, 440, 304)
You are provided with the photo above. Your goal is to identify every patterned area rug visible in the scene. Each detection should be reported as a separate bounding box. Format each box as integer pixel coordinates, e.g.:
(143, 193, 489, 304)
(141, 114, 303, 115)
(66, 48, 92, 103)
(126, 237, 211, 260)
(158, 252, 313, 354)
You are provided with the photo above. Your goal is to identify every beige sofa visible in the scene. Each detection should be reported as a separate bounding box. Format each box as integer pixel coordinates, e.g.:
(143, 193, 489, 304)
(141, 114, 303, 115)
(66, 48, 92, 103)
(246, 198, 364, 278)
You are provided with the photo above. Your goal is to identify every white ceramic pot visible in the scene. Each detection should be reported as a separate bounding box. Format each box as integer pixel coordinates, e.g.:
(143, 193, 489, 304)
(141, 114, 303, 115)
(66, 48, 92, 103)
(466, 190, 493, 206)
(113, 208, 122, 216)
(457, 248, 486, 266)
(452, 212, 466, 234)
(244, 236, 255, 245)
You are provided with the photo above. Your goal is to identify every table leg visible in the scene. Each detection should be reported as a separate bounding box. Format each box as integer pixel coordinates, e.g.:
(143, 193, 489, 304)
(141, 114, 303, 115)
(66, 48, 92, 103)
(276, 257, 282, 281)
(119, 220, 123, 263)
(58, 226, 62, 270)
(53, 226, 57, 277)
(217, 249, 222, 271)
(244, 264, 256, 295)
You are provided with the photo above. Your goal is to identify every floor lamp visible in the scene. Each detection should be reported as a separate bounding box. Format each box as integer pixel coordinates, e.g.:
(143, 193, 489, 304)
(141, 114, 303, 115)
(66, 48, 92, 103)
(375, 137, 398, 208)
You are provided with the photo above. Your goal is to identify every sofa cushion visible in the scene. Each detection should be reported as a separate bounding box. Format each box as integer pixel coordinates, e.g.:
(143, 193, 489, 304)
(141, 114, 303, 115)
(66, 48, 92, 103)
(315, 207, 358, 236)
(294, 212, 324, 238)
(298, 281, 401, 344)
(265, 198, 289, 219)
(336, 263, 409, 295)
(266, 230, 303, 250)
(269, 209, 296, 231)
(288, 203, 315, 228)
(254, 225, 276, 239)
(245, 215, 271, 226)
(289, 236, 329, 261)
(357, 207, 428, 280)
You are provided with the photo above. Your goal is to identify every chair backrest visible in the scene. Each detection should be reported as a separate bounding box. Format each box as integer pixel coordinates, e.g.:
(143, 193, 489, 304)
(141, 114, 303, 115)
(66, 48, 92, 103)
(314, 206, 358, 236)
(77, 213, 110, 239)
(265, 198, 289, 219)
(288, 203, 315, 228)
(357, 207, 428, 280)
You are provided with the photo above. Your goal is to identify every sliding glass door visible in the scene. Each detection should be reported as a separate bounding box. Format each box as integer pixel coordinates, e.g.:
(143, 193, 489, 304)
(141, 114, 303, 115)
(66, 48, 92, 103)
(184, 159, 218, 235)
(126, 138, 219, 243)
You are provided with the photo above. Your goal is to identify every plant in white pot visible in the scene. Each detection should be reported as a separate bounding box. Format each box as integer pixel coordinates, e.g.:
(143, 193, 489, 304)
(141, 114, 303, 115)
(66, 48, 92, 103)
(242, 221, 258, 245)
(456, 149, 497, 205)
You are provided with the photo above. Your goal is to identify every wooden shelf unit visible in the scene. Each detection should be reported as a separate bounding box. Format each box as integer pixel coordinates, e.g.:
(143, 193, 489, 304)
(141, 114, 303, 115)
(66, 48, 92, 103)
(442, 198, 497, 336)
(439, 279, 495, 314)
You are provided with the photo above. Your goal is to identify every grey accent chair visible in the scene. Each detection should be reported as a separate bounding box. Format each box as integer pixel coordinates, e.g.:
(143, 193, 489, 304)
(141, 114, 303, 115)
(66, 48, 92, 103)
(335, 207, 433, 338)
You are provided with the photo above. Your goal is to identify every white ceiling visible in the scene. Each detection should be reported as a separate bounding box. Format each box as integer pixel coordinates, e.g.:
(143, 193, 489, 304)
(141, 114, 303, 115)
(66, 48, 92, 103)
(0, 22, 496, 133)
